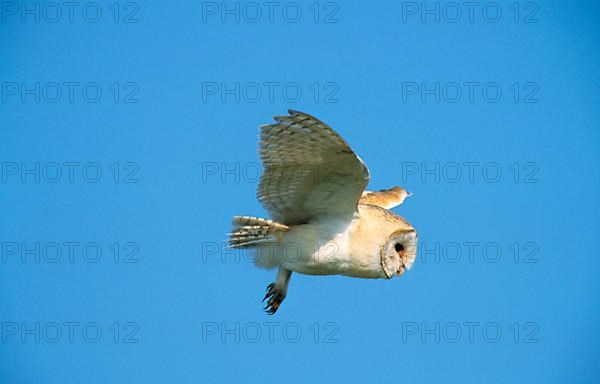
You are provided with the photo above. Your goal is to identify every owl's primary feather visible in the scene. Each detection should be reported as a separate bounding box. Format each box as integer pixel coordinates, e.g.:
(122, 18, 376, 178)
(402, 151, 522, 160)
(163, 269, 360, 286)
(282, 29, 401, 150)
(230, 110, 417, 314)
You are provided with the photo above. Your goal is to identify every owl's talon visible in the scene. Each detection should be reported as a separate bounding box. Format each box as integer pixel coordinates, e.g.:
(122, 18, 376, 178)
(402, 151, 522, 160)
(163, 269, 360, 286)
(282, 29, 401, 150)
(262, 282, 286, 315)
(262, 283, 276, 302)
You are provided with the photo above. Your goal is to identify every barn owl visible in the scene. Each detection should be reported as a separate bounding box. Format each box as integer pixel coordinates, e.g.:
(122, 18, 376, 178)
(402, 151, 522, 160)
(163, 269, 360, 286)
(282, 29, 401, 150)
(229, 110, 417, 314)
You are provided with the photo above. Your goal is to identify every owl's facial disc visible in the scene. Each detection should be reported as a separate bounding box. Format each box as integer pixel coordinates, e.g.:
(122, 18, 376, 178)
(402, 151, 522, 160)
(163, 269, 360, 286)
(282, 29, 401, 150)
(380, 230, 417, 279)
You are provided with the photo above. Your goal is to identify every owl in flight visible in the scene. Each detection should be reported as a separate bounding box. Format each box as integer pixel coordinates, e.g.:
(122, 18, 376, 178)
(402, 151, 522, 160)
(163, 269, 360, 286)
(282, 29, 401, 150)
(229, 110, 417, 314)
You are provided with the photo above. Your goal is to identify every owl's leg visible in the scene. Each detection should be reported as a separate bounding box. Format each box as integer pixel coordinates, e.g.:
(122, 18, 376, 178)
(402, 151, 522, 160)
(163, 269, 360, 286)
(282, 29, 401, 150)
(263, 267, 292, 315)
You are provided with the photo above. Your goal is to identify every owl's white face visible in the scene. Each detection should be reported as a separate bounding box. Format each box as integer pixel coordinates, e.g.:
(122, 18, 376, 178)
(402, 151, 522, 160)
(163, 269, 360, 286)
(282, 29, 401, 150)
(380, 229, 418, 279)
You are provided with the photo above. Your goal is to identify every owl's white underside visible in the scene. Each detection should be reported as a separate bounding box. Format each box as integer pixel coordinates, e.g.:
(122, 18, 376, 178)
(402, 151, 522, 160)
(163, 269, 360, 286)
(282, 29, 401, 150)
(254, 214, 383, 278)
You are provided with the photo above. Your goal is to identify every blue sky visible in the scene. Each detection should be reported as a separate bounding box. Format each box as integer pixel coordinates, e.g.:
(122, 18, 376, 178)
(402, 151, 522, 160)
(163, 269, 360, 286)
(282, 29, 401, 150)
(1, 1, 599, 383)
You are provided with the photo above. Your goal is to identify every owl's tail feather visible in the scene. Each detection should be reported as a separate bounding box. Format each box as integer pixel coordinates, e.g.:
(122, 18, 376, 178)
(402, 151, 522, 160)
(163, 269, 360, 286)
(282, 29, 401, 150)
(228, 216, 289, 248)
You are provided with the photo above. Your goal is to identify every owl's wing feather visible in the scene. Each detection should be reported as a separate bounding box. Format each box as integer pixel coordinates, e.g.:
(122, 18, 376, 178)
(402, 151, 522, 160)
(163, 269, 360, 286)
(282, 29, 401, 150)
(258, 110, 370, 225)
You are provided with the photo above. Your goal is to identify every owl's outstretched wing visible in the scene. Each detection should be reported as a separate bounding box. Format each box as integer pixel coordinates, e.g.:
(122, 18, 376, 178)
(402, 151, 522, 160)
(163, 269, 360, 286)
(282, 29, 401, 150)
(258, 110, 370, 225)
(359, 187, 411, 210)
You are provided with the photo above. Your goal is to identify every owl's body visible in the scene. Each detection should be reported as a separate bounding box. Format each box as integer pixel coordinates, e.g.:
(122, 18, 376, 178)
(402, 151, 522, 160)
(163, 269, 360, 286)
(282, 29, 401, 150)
(253, 204, 416, 279)
(229, 110, 418, 314)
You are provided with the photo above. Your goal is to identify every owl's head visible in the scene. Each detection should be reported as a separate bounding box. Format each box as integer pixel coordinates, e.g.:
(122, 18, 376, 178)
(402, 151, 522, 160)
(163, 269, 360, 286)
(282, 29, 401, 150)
(389, 186, 413, 205)
(380, 229, 417, 279)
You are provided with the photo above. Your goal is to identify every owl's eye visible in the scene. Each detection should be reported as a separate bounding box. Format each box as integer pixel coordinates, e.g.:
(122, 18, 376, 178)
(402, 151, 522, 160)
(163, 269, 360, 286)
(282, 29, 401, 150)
(394, 243, 404, 252)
